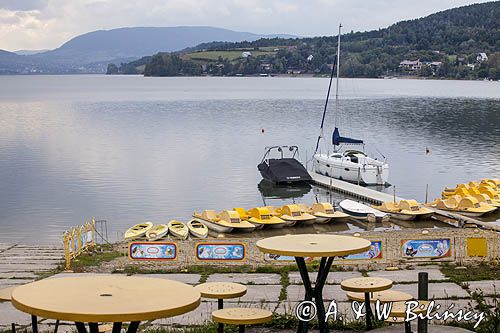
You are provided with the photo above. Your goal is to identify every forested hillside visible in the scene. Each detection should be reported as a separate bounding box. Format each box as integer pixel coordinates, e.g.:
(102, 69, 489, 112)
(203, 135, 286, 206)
(116, 2, 500, 79)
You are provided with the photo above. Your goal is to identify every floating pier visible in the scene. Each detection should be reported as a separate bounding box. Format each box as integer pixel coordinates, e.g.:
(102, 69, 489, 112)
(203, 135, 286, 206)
(309, 171, 500, 232)
(309, 171, 403, 204)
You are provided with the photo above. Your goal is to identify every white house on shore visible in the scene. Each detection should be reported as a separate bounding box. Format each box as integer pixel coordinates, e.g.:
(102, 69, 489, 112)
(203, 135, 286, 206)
(399, 60, 422, 71)
(476, 53, 488, 62)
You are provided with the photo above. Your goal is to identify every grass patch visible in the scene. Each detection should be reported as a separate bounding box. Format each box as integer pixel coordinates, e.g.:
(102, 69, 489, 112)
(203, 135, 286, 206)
(279, 270, 290, 302)
(441, 262, 500, 283)
(71, 245, 122, 272)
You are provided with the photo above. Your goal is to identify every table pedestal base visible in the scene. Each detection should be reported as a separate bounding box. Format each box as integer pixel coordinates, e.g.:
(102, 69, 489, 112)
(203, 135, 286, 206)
(295, 256, 334, 333)
(75, 321, 139, 333)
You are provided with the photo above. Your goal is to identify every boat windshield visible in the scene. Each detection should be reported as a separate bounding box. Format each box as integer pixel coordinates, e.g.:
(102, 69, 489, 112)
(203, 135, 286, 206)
(291, 212, 301, 217)
(261, 214, 270, 220)
(325, 209, 334, 214)
(345, 150, 366, 157)
(329, 153, 342, 158)
(230, 218, 240, 223)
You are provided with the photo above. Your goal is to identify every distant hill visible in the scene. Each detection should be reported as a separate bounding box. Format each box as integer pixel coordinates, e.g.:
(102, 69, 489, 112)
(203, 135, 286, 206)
(130, 1, 500, 80)
(0, 26, 296, 74)
(14, 49, 50, 55)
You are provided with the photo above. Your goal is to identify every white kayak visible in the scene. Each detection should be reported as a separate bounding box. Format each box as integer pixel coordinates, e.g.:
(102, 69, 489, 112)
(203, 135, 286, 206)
(339, 199, 389, 221)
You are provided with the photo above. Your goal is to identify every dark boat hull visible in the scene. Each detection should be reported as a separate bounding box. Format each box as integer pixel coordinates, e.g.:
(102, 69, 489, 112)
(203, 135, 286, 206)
(258, 158, 312, 184)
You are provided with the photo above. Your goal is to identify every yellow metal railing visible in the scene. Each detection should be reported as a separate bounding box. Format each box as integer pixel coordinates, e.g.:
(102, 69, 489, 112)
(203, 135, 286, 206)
(63, 218, 96, 271)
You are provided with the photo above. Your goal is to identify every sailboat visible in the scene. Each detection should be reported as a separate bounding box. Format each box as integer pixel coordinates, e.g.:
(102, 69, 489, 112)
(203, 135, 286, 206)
(312, 24, 389, 186)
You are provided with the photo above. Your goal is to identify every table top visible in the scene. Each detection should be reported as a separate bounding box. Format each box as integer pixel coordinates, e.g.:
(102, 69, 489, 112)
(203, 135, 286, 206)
(340, 277, 393, 293)
(0, 286, 16, 302)
(346, 290, 413, 303)
(11, 276, 200, 322)
(212, 308, 273, 325)
(390, 301, 430, 317)
(256, 234, 371, 257)
(195, 282, 247, 300)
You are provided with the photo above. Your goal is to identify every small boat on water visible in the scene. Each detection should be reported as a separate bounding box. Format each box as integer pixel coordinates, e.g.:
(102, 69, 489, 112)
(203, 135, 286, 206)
(257, 146, 311, 184)
(372, 200, 434, 221)
(167, 220, 189, 240)
(187, 219, 208, 238)
(124, 222, 153, 240)
(271, 204, 316, 225)
(145, 224, 169, 241)
(193, 210, 256, 233)
(298, 202, 350, 223)
(245, 207, 286, 229)
(427, 196, 496, 217)
(339, 199, 389, 221)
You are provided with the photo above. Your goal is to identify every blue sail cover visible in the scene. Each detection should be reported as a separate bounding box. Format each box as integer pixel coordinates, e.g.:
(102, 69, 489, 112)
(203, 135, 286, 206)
(332, 127, 364, 146)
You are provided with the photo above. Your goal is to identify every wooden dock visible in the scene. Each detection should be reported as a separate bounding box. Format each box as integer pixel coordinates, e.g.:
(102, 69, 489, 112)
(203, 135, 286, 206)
(309, 171, 500, 232)
(309, 171, 403, 204)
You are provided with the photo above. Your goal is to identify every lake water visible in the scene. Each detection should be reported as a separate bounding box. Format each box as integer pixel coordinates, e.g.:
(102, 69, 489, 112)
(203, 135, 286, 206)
(0, 75, 499, 244)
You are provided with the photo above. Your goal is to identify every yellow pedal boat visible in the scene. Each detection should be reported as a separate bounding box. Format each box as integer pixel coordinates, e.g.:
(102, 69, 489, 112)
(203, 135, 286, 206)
(244, 207, 286, 229)
(372, 200, 433, 221)
(145, 224, 169, 241)
(124, 222, 153, 240)
(167, 220, 189, 240)
(299, 203, 350, 223)
(187, 219, 208, 238)
(272, 204, 316, 225)
(193, 210, 256, 233)
(428, 196, 496, 217)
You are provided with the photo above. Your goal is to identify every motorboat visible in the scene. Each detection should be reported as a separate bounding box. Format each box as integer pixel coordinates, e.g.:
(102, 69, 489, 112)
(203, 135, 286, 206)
(167, 220, 189, 240)
(271, 204, 316, 225)
(257, 146, 311, 184)
(235, 207, 286, 229)
(339, 199, 389, 221)
(145, 224, 169, 241)
(372, 200, 434, 221)
(124, 222, 153, 240)
(187, 219, 209, 238)
(427, 196, 496, 217)
(192, 210, 256, 233)
(311, 24, 389, 186)
(298, 202, 350, 223)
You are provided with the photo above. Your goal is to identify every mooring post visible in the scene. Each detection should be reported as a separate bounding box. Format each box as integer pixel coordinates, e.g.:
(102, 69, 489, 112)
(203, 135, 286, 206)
(417, 272, 428, 333)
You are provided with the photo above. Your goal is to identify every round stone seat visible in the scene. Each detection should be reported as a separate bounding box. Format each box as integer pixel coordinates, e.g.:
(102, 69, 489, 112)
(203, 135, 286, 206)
(0, 286, 15, 302)
(195, 282, 247, 300)
(346, 290, 413, 303)
(341, 277, 393, 293)
(213, 307, 272, 325)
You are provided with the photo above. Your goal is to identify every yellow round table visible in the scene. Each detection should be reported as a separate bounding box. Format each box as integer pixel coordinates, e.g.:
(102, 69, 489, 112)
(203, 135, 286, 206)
(341, 277, 393, 330)
(257, 234, 371, 333)
(12, 276, 200, 333)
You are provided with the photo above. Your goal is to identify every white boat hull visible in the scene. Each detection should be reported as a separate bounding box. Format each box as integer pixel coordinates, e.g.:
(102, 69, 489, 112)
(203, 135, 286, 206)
(194, 218, 233, 233)
(339, 199, 388, 222)
(314, 152, 389, 186)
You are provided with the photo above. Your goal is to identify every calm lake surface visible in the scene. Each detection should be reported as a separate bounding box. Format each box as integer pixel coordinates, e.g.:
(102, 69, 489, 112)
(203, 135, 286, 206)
(0, 75, 499, 244)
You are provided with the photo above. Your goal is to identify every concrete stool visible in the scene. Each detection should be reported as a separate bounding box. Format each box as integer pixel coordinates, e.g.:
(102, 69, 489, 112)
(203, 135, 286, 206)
(0, 286, 18, 333)
(341, 277, 393, 330)
(212, 308, 272, 333)
(195, 282, 247, 333)
(346, 290, 413, 303)
(388, 300, 430, 333)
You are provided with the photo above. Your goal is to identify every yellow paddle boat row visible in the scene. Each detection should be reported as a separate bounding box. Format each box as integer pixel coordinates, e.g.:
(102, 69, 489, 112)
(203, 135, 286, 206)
(192, 210, 256, 233)
(372, 200, 434, 221)
(427, 195, 496, 217)
(297, 203, 350, 223)
(124, 219, 208, 241)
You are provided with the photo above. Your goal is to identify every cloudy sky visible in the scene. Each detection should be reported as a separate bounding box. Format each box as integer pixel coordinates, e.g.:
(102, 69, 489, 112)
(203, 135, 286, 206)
(0, 0, 493, 51)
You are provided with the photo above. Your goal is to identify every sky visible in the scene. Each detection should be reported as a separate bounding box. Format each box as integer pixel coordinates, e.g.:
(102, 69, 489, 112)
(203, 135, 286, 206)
(0, 0, 494, 51)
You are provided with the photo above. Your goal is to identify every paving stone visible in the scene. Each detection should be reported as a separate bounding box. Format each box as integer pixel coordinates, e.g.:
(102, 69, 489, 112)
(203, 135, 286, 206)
(391, 283, 469, 299)
(0, 302, 32, 325)
(368, 269, 447, 283)
(288, 271, 362, 285)
(0, 272, 38, 279)
(37, 323, 74, 333)
(466, 280, 500, 296)
(0, 279, 34, 289)
(138, 274, 201, 285)
(223, 285, 281, 303)
(151, 302, 215, 325)
(286, 285, 349, 303)
(206, 273, 281, 285)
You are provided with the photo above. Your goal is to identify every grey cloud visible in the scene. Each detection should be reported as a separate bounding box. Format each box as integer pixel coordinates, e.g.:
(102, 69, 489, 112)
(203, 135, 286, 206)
(0, 0, 48, 11)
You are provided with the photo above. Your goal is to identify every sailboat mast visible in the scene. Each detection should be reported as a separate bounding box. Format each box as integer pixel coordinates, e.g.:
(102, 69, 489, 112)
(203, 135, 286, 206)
(335, 24, 342, 100)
